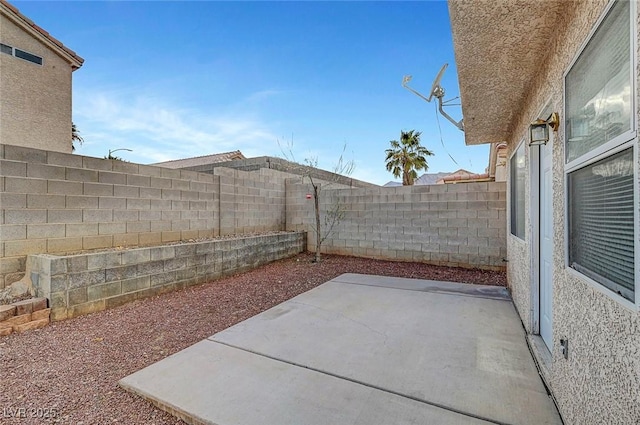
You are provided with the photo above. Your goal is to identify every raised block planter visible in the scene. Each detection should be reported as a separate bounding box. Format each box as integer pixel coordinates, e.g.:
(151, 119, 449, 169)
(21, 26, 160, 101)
(27, 232, 305, 321)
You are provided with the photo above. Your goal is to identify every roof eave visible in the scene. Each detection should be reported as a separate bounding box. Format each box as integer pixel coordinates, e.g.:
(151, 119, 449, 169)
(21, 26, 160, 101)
(448, 0, 564, 146)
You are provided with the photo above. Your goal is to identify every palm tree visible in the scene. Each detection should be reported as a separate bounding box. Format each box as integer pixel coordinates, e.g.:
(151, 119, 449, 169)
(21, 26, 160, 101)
(385, 130, 434, 185)
(72, 122, 83, 152)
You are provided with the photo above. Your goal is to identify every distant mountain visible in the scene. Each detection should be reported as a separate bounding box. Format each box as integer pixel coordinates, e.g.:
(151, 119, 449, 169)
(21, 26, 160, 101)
(384, 172, 453, 187)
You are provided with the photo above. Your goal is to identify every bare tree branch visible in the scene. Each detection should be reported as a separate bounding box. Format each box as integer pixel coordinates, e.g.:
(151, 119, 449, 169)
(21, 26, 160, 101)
(279, 138, 355, 262)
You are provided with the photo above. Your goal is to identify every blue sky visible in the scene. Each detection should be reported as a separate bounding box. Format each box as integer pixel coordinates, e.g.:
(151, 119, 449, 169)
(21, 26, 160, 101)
(15, 1, 489, 185)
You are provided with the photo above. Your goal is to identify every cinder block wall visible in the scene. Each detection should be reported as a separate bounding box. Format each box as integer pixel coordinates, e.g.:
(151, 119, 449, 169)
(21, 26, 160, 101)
(28, 232, 305, 320)
(1, 142, 508, 290)
(213, 167, 289, 235)
(286, 181, 507, 270)
(0, 145, 290, 289)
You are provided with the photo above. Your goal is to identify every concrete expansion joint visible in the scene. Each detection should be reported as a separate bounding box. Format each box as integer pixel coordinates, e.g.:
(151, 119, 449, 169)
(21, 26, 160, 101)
(209, 339, 513, 425)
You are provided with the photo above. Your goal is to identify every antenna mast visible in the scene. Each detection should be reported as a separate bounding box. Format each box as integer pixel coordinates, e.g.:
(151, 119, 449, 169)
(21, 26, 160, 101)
(402, 63, 464, 132)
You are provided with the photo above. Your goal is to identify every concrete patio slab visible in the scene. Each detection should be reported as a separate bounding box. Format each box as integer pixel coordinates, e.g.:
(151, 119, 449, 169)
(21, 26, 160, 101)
(120, 274, 562, 425)
(332, 273, 511, 300)
(120, 340, 492, 425)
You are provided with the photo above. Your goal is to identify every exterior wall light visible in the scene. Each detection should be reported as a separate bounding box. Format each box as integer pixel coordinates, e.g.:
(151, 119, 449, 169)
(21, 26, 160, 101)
(529, 112, 560, 146)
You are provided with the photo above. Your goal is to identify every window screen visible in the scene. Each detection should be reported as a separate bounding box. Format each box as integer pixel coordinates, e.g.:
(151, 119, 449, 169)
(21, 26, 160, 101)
(565, 0, 635, 303)
(569, 148, 634, 301)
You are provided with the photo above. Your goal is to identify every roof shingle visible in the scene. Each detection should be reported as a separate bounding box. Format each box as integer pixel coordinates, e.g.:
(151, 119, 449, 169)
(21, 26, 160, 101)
(152, 151, 246, 169)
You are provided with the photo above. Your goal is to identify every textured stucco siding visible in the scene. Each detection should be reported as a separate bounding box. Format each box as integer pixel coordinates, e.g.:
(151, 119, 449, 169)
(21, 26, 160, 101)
(504, 1, 640, 424)
(0, 14, 73, 153)
(448, 0, 565, 146)
(506, 236, 531, 332)
(506, 139, 533, 333)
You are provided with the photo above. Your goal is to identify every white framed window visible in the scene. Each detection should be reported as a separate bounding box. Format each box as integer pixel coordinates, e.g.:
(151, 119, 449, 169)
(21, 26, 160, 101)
(0, 42, 43, 66)
(0, 43, 11, 55)
(565, 0, 637, 305)
(510, 141, 525, 240)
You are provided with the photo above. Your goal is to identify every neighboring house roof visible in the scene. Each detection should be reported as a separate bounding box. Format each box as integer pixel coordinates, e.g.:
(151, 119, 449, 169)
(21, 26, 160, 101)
(448, 0, 563, 145)
(385, 169, 495, 186)
(384, 172, 455, 187)
(434, 169, 472, 182)
(151, 150, 246, 169)
(0, 0, 84, 69)
(414, 172, 454, 185)
(439, 172, 491, 184)
(436, 169, 486, 184)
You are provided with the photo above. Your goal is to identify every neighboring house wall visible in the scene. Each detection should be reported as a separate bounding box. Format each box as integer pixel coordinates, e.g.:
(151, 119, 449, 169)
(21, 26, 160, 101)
(490, 143, 508, 183)
(0, 3, 82, 153)
(502, 1, 639, 424)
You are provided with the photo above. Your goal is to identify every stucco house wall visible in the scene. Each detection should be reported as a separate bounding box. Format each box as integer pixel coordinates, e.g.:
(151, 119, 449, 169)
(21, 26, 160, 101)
(501, 1, 639, 424)
(449, 0, 639, 422)
(0, 1, 83, 153)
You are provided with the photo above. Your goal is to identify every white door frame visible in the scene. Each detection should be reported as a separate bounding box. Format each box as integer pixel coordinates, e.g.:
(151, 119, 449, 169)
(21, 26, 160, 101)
(530, 103, 554, 346)
(529, 143, 541, 335)
(539, 136, 554, 350)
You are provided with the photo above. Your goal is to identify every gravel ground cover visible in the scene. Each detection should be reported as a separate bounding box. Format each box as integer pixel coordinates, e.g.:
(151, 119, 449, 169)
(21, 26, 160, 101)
(0, 253, 506, 424)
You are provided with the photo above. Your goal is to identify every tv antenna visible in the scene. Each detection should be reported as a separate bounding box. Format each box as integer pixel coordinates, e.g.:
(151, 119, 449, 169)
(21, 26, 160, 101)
(402, 63, 464, 132)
